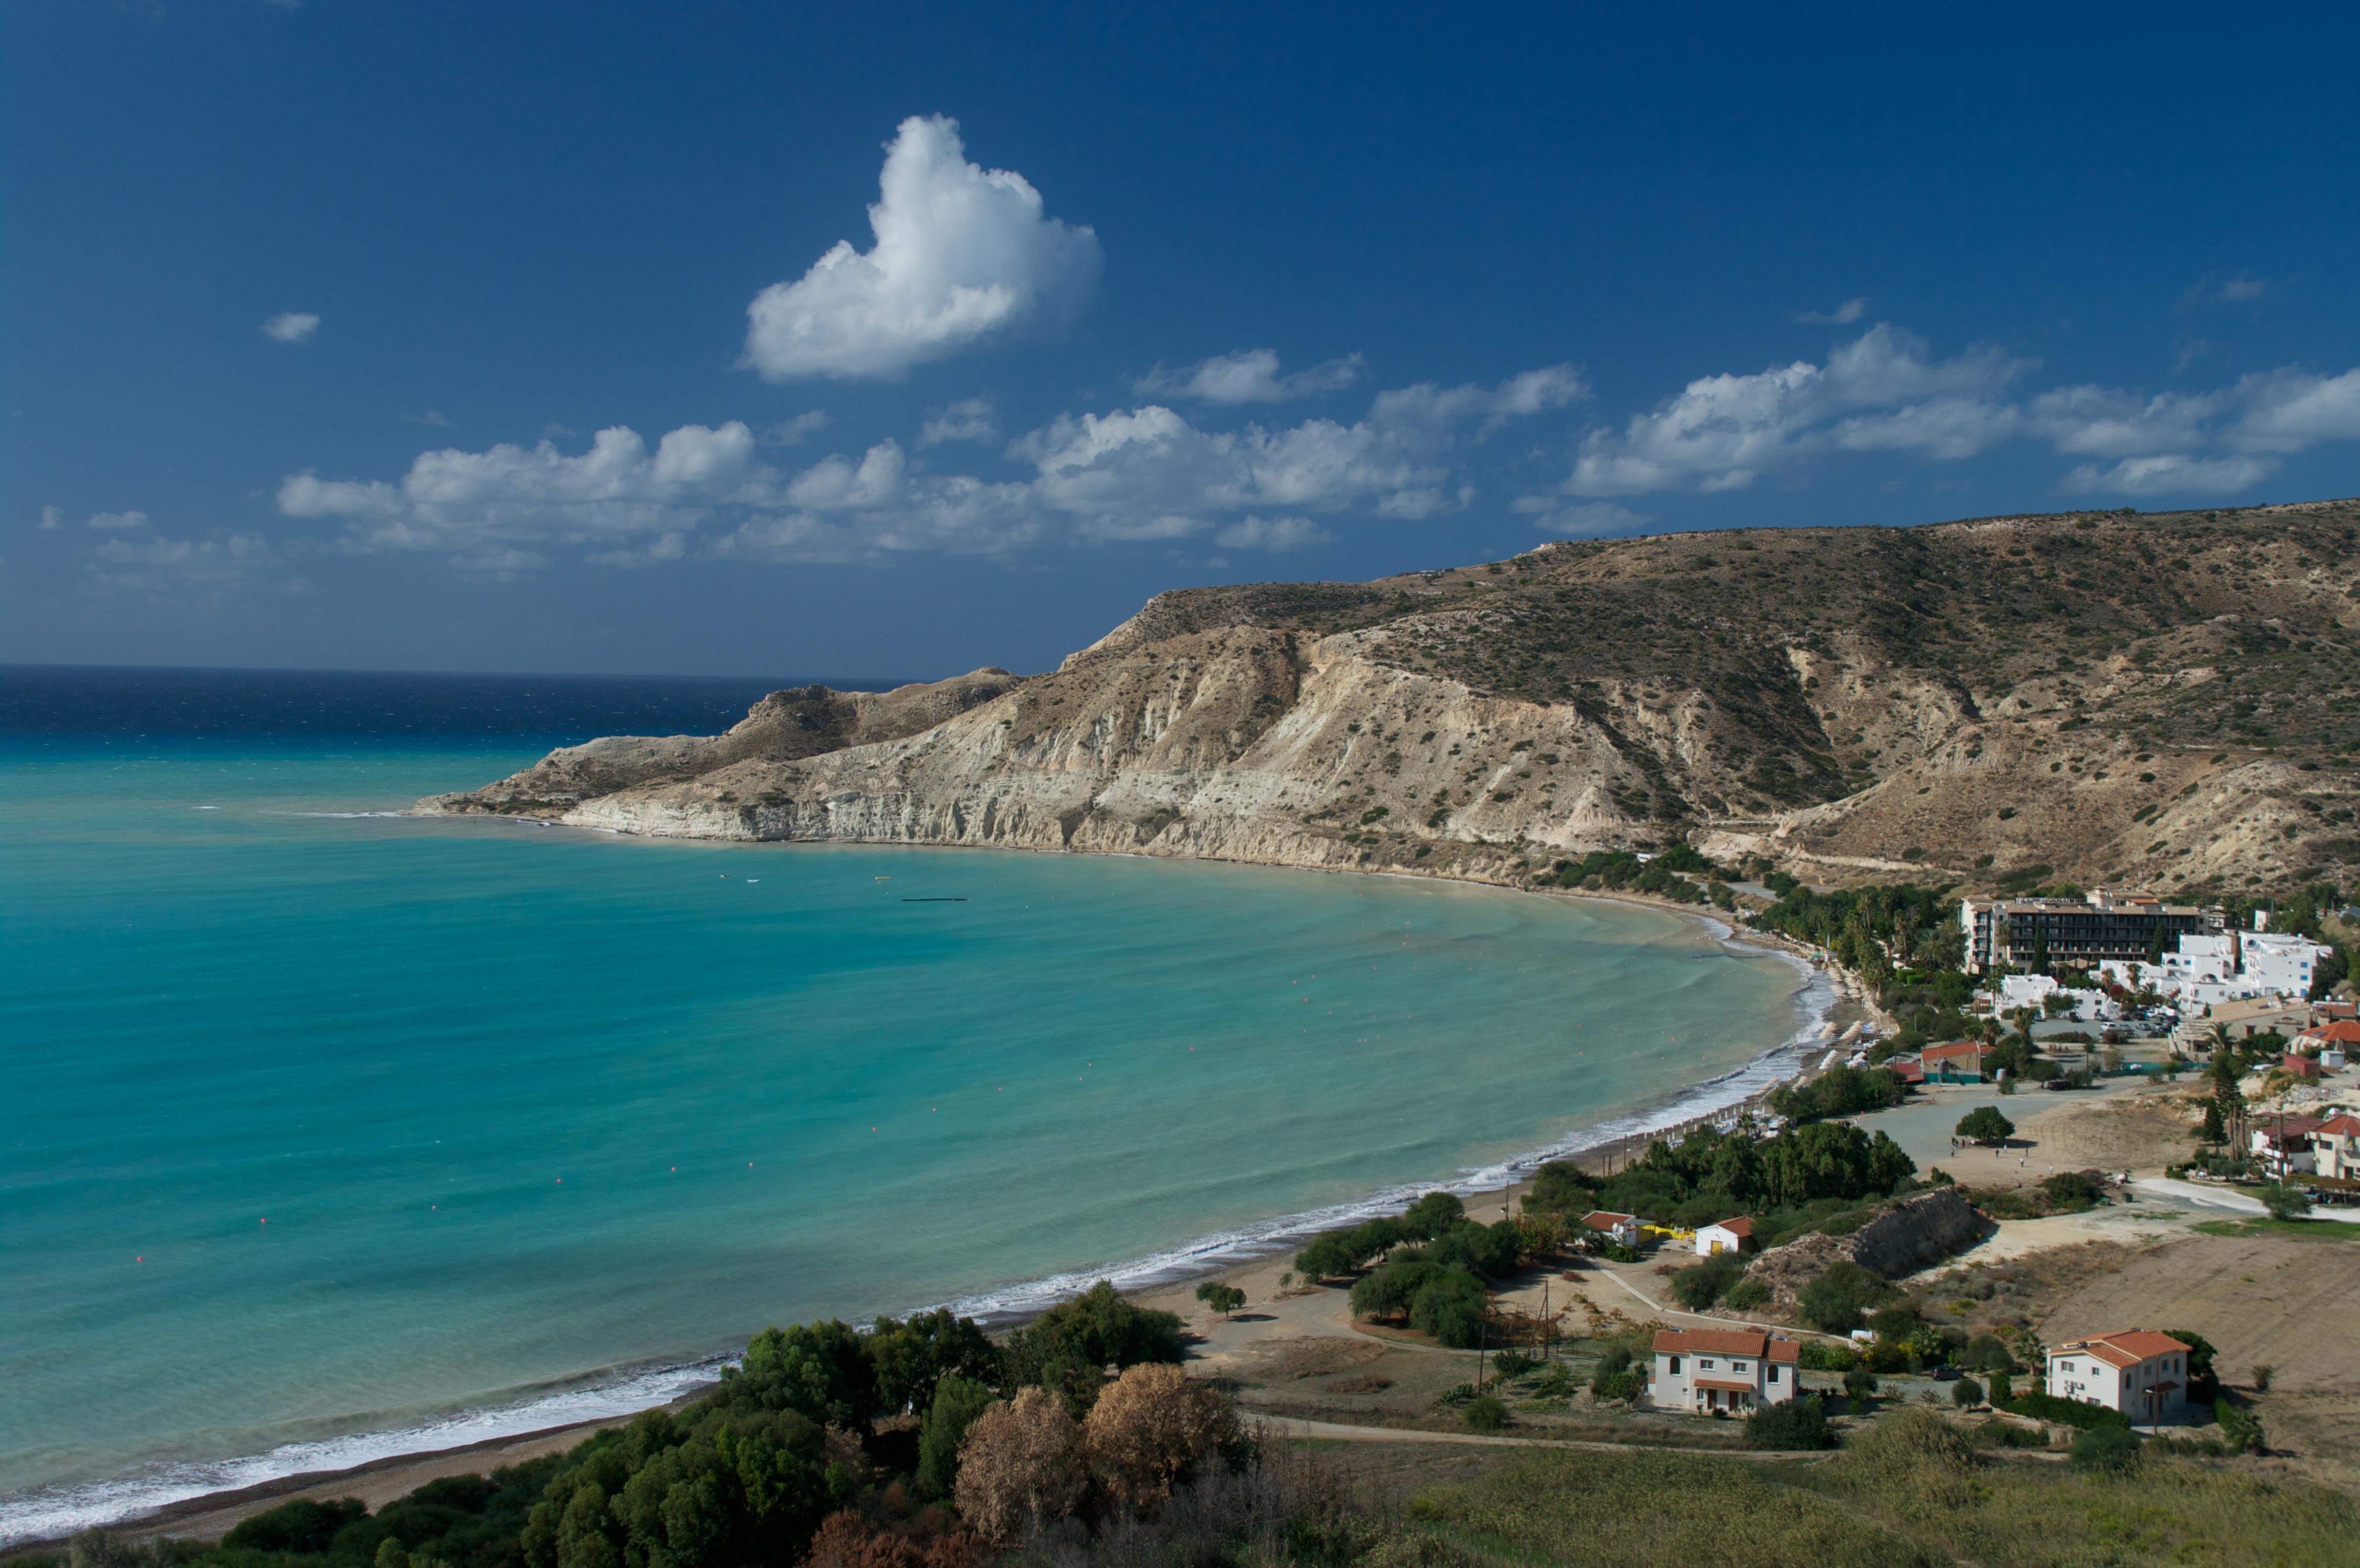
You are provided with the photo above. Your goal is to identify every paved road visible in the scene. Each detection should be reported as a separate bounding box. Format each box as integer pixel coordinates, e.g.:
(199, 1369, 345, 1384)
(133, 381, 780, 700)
(2133, 1177, 2360, 1223)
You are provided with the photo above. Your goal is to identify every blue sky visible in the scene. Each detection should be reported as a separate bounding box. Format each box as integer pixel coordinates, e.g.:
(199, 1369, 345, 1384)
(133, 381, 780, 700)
(6, 2, 2356, 679)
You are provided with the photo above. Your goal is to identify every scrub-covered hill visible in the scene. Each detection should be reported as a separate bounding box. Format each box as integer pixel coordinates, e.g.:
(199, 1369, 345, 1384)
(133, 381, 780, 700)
(425, 498, 2360, 896)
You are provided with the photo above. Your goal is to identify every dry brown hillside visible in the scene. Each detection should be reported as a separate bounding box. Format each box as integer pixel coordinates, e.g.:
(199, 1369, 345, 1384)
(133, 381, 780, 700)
(425, 498, 2360, 897)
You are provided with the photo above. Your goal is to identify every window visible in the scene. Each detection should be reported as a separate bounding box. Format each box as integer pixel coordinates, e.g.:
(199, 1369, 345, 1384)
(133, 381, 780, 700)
(1732, 1361, 1749, 1373)
(1667, 1355, 1682, 1374)
(1699, 1358, 1716, 1369)
(1767, 1365, 1781, 1384)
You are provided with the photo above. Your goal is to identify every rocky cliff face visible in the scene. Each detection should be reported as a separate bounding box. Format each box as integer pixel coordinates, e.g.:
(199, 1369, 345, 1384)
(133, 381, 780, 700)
(1742, 1187, 1989, 1304)
(421, 500, 2360, 896)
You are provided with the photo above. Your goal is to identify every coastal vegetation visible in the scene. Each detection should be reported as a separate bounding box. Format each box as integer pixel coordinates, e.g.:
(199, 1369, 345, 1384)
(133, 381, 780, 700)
(56, 1389, 2360, 1568)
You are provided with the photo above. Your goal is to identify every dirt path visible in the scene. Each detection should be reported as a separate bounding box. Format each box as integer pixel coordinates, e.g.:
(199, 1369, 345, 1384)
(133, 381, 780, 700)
(1256, 1415, 1836, 1461)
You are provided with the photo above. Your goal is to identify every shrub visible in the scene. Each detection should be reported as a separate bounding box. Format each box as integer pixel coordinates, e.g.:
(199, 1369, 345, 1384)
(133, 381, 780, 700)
(1746, 1394, 1835, 1450)
(1843, 1366, 1879, 1403)
(2038, 1171, 2105, 1211)
(2069, 1424, 2144, 1474)
(1589, 1345, 1645, 1402)
(1961, 1333, 2013, 1372)
(1488, 1350, 1536, 1380)
(1866, 1304, 1922, 1343)
(2000, 1390, 2128, 1430)
(2261, 1182, 2312, 1219)
(1669, 1253, 1746, 1309)
(1950, 1377, 1984, 1409)
(1463, 1395, 1509, 1431)
(1193, 1281, 1246, 1315)
(1798, 1260, 1893, 1332)
(953, 1388, 1086, 1545)
(2253, 1363, 2275, 1392)
(1724, 1277, 1771, 1312)
(2216, 1398, 2266, 1454)
(1797, 1340, 1859, 1371)
(1988, 1370, 2012, 1405)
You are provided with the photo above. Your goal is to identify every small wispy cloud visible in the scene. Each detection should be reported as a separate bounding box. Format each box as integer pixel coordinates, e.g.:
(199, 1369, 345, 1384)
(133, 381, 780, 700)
(762, 411, 832, 447)
(88, 510, 151, 530)
(403, 410, 453, 428)
(262, 312, 320, 344)
(2177, 273, 2271, 313)
(39, 506, 64, 531)
(1135, 349, 1364, 404)
(918, 397, 999, 447)
(1791, 297, 1867, 326)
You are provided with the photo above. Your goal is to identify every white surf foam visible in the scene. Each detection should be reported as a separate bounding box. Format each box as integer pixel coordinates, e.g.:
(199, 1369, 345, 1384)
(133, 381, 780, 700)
(0, 1360, 727, 1547)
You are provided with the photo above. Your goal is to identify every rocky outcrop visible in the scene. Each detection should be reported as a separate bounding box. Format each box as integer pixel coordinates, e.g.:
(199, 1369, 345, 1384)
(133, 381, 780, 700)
(1742, 1188, 1988, 1305)
(421, 668, 1020, 816)
(416, 500, 2360, 894)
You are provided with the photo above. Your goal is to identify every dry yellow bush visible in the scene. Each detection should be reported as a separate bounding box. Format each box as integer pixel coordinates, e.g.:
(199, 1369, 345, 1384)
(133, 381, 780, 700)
(1080, 1363, 1240, 1514)
(951, 1389, 1085, 1545)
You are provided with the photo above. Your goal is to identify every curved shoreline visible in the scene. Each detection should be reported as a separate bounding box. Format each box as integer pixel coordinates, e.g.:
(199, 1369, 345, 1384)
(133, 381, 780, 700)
(3, 852, 1842, 1551)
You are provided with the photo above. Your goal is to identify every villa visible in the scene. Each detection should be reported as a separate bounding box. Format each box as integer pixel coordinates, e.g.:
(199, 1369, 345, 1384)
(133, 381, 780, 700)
(1650, 1328, 1801, 1413)
(2046, 1330, 2193, 1425)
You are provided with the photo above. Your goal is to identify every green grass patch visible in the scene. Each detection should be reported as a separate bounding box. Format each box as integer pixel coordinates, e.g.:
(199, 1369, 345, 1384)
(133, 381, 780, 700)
(2191, 1217, 2360, 1242)
(1389, 1410, 2358, 1567)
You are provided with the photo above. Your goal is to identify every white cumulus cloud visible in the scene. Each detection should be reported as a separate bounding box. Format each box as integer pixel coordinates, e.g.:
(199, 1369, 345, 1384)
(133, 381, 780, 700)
(262, 312, 320, 343)
(742, 115, 1101, 380)
(1135, 349, 1365, 404)
(1563, 325, 2032, 495)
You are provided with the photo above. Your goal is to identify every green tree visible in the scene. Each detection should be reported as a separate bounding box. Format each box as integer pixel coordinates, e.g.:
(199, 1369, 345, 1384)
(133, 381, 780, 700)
(1950, 1376, 1985, 1409)
(1409, 1269, 1488, 1347)
(2200, 1096, 2228, 1144)
(1004, 1282, 1185, 1388)
(1956, 1106, 2015, 1145)
(863, 1308, 1002, 1418)
(914, 1374, 996, 1498)
(1193, 1281, 1246, 1315)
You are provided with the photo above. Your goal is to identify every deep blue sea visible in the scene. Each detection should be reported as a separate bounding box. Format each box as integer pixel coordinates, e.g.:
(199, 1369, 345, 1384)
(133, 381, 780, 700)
(0, 667, 1823, 1542)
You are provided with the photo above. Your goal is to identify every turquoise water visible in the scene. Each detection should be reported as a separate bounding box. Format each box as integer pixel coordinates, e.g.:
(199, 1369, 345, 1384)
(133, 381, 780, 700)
(1, 737, 1813, 1540)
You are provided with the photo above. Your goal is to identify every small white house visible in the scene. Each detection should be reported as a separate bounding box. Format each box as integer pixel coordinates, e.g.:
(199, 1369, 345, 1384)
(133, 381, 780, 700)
(1651, 1329, 1801, 1413)
(1581, 1210, 1644, 1248)
(1696, 1216, 1754, 1256)
(2046, 1330, 2193, 1424)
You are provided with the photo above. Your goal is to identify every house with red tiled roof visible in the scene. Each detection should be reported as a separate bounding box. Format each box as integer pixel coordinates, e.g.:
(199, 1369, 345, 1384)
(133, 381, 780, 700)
(2314, 1112, 2360, 1181)
(2296, 1019, 2360, 1055)
(1696, 1216, 1754, 1256)
(2251, 1114, 2331, 1177)
(1579, 1210, 1644, 1248)
(1921, 1040, 1993, 1083)
(2047, 1330, 2193, 1424)
(1650, 1328, 1801, 1413)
